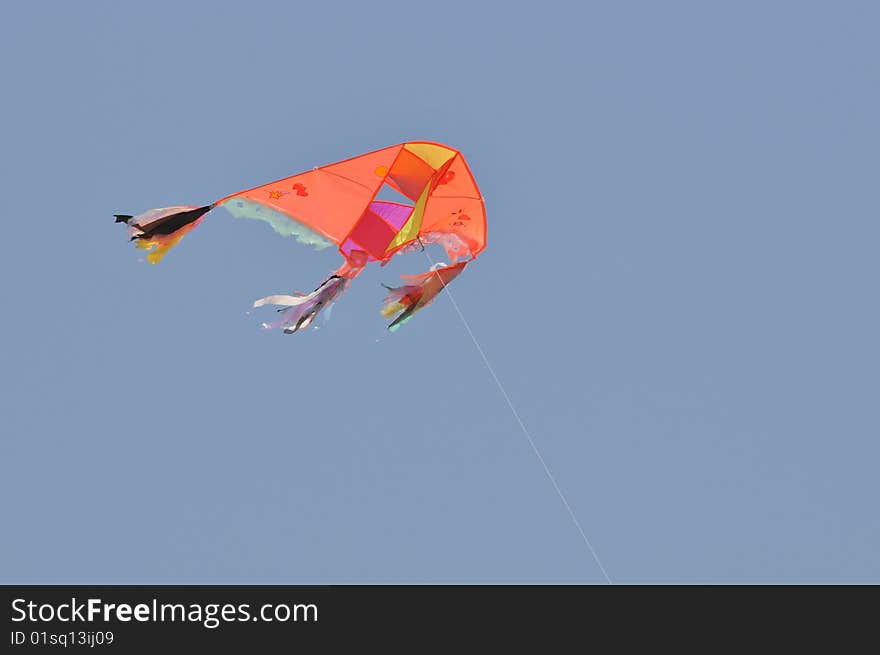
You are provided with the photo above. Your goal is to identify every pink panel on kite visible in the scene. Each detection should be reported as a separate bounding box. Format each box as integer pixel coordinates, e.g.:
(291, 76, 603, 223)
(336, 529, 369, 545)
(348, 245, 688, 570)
(368, 201, 412, 230)
(340, 237, 377, 261)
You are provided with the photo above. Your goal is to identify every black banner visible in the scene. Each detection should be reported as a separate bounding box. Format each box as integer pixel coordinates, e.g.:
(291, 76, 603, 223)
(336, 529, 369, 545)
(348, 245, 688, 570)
(1, 585, 872, 650)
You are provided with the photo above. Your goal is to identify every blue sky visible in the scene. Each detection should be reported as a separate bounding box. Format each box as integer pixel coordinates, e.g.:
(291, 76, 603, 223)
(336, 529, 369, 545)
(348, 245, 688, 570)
(1, 1, 878, 583)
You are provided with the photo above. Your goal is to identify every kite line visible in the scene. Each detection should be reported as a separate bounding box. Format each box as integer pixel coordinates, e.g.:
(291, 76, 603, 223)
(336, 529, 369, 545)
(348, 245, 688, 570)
(113, 139, 611, 580)
(424, 252, 613, 584)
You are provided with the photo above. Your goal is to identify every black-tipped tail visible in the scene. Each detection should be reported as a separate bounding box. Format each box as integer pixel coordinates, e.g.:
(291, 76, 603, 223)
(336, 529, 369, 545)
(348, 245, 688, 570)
(116, 204, 214, 264)
(137, 205, 212, 238)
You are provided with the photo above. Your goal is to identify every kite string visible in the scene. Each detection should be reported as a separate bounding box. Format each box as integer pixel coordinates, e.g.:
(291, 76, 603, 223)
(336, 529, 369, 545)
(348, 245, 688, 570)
(424, 253, 613, 585)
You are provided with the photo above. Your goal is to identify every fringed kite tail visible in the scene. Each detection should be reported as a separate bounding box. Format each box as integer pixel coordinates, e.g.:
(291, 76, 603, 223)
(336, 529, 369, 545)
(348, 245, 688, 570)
(253, 275, 350, 334)
(250, 254, 366, 335)
(115, 204, 213, 264)
(381, 261, 468, 332)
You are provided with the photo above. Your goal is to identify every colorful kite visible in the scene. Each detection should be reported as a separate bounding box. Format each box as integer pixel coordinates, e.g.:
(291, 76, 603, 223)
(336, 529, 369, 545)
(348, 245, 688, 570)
(115, 142, 486, 333)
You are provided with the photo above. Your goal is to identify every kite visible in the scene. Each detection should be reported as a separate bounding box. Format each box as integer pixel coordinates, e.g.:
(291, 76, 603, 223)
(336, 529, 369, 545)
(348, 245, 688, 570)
(115, 142, 486, 333)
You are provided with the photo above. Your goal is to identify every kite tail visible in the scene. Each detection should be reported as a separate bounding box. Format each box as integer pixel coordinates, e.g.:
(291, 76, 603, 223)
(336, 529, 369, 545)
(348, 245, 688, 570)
(381, 261, 468, 331)
(253, 274, 350, 334)
(116, 204, 213, 264)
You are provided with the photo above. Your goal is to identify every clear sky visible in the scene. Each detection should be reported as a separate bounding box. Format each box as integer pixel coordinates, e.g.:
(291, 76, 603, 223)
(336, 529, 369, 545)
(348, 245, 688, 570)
(1, 1, 877, 583)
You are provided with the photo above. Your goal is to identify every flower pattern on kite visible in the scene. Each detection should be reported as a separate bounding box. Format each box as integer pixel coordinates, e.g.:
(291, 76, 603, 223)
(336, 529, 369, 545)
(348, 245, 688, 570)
(115, 142, 486, 333)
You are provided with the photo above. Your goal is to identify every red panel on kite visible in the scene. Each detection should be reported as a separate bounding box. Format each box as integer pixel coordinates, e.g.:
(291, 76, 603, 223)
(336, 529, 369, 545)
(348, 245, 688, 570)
(385, 147, 436, 201)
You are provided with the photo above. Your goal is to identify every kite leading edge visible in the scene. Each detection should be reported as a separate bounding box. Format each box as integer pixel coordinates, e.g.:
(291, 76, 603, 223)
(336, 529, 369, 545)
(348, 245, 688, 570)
(115, 141, 486, 333)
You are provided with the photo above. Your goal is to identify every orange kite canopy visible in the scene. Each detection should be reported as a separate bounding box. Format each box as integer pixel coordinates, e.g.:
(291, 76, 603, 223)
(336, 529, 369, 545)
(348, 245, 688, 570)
(115, 141, 486, 333)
